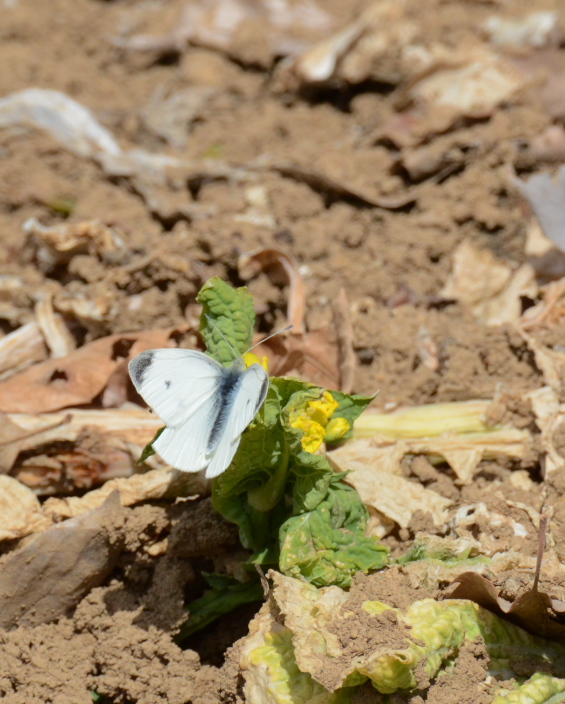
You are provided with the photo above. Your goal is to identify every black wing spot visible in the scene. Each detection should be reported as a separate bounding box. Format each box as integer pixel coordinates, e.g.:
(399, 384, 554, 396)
(132, 351, 154, 386)
(165, 380, 171, 389)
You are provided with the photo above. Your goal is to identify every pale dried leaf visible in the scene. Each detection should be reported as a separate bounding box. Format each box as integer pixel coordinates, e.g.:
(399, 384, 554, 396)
(0, 322, 48, 382)
(329, 442, 451, 528)
(519, 329, 565, 393)
(42, 467, 205, 521)
(482, 11, 560, 49)
(441, 240, 537, 325)
(407, 47, 527, 119)
(526, 386, 565, 477)
(0, 475, 50, 540)
(34, 295, 75, 358)
(512, 166, 565, 253)
(23, 218, 125, 263)
(450, 502, 532, 554)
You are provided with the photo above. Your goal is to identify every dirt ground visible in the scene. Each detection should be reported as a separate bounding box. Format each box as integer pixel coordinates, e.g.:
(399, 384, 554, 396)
(2, 0, 565, 702)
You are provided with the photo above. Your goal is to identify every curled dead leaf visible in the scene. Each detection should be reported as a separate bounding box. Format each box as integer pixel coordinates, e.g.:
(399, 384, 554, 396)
(448, 570, 565, 640)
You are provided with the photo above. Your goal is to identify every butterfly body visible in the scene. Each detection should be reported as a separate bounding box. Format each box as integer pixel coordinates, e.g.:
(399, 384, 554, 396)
(129, 349, 269, 478)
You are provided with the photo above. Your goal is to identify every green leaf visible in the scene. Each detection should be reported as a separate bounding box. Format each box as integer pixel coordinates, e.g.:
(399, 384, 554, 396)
(136, 426, 165, 465)
(176, 573, 264, 641)
(215, 420, 287, 500)
(330, 391, 376, 438)
(271, 377, 319, 409)
(279, 479, 389, 588)
(197, 277, 255, 365)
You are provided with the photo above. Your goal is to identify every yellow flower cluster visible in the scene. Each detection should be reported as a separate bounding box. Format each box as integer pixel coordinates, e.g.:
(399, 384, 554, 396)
(289, 391, 350, 453)
(243, 352, 269, 371)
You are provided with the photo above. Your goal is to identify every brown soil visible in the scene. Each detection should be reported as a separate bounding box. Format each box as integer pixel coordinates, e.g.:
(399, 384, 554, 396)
(2, 0, 565, 701)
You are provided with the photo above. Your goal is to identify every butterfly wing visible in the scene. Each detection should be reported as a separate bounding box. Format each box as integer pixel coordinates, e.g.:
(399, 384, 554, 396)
(129, 349, 223, 472)
(205, 363, 269, 479)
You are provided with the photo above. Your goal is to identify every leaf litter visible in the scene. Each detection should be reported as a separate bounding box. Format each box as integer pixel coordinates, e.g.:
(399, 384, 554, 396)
(4, 0, 565, 702)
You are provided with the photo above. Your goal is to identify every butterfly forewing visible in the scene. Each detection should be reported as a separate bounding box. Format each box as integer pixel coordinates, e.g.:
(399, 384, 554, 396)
(204, 363, 269, 478)
(129, 349, 223, 426)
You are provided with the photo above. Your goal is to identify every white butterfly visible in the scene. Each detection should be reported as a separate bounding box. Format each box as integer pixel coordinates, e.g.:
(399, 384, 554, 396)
(129, 348, 270, 478)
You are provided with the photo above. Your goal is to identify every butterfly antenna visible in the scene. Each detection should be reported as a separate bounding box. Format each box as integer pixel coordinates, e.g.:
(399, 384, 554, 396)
(205, 315, 239, 361)
(245, 325, 293, 355)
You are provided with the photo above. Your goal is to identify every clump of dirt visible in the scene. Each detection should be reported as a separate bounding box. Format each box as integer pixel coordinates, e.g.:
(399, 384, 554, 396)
(0, 498, 243, 704)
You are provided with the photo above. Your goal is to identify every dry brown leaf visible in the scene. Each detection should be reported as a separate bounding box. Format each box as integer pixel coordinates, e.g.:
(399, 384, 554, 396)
(0, 492, 125, 629)
(441, 240, 538, 325)
(448, 570, 565, 640)
(0, 328, 183, 413)
(0, 322, 48, 382)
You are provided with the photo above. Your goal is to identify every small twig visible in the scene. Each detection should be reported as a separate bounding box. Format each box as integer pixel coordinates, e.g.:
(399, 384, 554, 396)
(254, 564, 271, 599)
(533, 507, 549, 592)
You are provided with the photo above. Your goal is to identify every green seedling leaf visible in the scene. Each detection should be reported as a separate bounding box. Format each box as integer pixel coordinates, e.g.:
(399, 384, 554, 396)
(136, 426, 165, 465)
(279, 478, 389, 588)
(197, 277, 255, 365)
(176, 573, 264, 642)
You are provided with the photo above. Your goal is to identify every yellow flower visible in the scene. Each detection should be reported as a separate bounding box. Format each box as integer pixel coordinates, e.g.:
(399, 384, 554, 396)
(289, 415, 325, 454)
(308, 391, 339, 421)
(290, 391, 345, 453)
(324, 417, 351, 443)
(243, 352, 269, 371)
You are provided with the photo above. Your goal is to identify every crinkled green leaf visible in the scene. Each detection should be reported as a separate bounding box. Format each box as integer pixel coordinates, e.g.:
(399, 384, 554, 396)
(267, 573, 565, 698)
(176, 573, 263, 642)
(216, 421, 287, 499)
(493, 674, 565, 704)
(330, 391, 375, 437)
(396, 535, 485, 565)
(240, 602, 352, 704)
(135, 426, 165, 465)
(271, 377, 319, 410)
(279, 479, 389, 588)
(197, 276, 255, 365)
